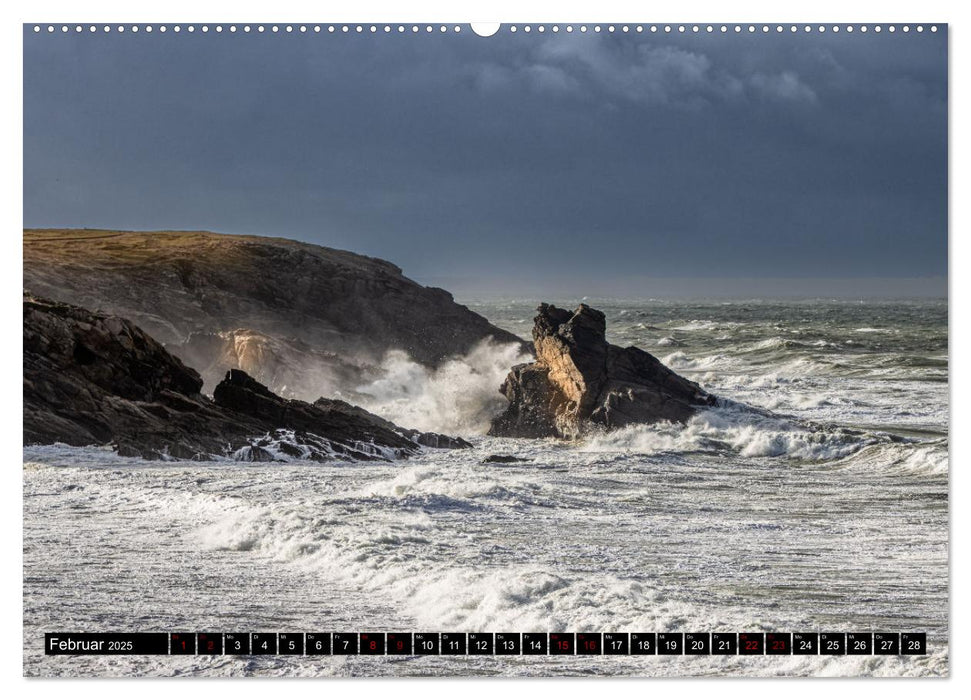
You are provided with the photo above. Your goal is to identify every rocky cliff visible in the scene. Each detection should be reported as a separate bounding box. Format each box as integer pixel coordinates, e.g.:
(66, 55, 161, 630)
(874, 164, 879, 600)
(23, 229, 528, 398)
(24, 293, 469, 461)
(489, 303, 717, 438)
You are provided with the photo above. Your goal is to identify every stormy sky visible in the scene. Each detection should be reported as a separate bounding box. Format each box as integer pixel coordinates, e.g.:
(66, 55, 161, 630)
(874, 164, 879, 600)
(23, 26, 947, 297)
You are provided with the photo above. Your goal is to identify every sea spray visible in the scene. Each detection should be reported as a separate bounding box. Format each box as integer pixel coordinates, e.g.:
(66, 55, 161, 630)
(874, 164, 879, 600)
(354, 339, 530, 436)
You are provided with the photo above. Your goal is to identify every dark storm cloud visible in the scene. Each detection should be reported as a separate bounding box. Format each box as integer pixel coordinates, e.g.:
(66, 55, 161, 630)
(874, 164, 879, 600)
(23, 26, 947, 296)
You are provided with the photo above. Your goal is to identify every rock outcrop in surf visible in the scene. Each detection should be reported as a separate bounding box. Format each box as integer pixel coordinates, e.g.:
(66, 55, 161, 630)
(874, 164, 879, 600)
(24, 293, 469, 461)
(489, 303, 717, 439)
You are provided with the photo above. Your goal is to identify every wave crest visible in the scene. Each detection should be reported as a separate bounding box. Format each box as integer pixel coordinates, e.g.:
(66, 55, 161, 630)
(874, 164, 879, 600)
(581, 405, 886, 461)
(353, 339, 530, 436)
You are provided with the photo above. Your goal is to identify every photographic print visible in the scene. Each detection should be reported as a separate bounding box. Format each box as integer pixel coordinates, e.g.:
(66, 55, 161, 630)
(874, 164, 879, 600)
(22, 21, 947, 677)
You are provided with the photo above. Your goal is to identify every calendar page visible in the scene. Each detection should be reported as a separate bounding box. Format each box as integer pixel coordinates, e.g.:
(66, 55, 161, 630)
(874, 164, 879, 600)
(22, 19, 948, 679)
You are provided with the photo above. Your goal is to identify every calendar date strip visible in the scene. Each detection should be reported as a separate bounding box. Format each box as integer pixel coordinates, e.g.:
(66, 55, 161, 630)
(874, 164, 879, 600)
(45, 632, 927, 656)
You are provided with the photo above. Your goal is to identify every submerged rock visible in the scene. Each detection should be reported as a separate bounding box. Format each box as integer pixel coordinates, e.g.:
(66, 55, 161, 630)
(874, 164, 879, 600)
(482, 454, 531, 464)
(489, 303, 716, 439)
(23, 293, 469, 462)
(233, 445, 276, 463)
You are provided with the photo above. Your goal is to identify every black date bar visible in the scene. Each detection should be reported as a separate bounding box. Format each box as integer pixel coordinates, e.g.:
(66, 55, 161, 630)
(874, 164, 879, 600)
(46, 633, 169, 655)
(42, 631, 928, 655)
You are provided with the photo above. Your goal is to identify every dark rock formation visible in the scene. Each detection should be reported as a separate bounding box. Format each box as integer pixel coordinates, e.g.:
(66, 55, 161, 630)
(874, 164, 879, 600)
(489, 303, 717, 439)
(24, 293, 469, 461)
(482, 454, 531, 464)
(23, 229, 530, 398)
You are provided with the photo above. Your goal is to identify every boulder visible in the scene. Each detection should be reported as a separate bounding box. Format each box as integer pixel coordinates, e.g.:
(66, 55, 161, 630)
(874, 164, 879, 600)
(489, 303, 717, 439)
(482, 454, 531, 464)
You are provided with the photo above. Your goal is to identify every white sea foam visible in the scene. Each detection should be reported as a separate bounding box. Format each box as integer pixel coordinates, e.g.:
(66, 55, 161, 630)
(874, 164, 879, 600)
(661, 351, 734, 372)
(23, 298, 949, 678)
(353, 463, 531, 503)
(193, 495, 757, 633)
(746, 337, 794, 352)
(670, 320, 742, 332)
(25, 428, 949, 677)
(836, 441, 949, 477)
(581, 406, 872, 461)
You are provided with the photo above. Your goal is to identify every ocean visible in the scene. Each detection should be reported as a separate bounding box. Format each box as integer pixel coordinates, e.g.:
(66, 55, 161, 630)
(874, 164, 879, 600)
(22, 298, 949, 677)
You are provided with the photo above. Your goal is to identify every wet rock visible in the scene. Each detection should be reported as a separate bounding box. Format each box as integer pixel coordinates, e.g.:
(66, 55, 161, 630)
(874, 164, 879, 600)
(23, 293, 470, 462)
(482, 454, 531, 464)
(489, 303, 717, 439)
(233, 445, 276, 462)
(309, 396, 473, 450)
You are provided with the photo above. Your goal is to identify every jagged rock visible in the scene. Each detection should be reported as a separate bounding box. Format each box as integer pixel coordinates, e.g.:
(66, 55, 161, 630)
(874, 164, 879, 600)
(482, 454, 531, 464)
(24, 292, 209, 452)
(489, 303, 717, 439)
(213, 369, 428, 457)
(23, 293, 470, 462)
(23, 229, 530, 397)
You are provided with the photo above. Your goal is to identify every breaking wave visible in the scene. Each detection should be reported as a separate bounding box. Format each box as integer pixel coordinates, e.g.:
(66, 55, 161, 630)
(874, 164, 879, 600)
(353, 339, 530, 437)
(195, 497, 759, 633)
(834, 440, 949, 477)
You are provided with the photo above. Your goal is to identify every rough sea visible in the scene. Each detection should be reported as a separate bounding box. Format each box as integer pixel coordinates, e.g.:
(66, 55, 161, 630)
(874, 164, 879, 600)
(22, 298, 949, 677)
